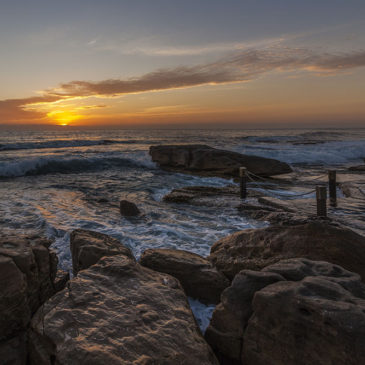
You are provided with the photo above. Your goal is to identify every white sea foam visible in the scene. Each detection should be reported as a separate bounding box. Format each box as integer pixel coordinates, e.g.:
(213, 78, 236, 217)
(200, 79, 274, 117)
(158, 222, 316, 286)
(0, 152, 155, 177)
(188, 298, 215, 333)
(235, 140, 365, 165)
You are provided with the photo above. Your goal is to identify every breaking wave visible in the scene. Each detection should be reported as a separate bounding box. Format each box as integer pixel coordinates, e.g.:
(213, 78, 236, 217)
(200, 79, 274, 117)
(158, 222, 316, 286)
(0, 153, 156, 178)
(235, 140, 365, 165)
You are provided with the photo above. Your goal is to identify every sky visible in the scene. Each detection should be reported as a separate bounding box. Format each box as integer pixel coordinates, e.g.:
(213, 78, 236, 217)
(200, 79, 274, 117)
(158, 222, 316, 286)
(0, 0, 365, 127)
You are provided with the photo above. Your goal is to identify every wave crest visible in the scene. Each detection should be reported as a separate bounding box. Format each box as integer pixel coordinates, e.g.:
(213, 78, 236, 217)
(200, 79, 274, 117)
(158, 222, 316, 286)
(0, 153, 155, 178)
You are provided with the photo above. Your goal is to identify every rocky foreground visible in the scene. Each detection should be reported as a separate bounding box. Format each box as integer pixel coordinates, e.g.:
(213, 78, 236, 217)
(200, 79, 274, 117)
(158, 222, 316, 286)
(0, 235, 69, 364)
(1, 219, 365, 364)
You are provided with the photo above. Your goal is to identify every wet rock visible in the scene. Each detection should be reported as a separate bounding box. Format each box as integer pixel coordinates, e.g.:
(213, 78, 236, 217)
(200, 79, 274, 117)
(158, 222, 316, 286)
(237, 202, 278, 220)
(0, 235, 59, 365)
(209, 221, 365, 280)
(29, 254, 219, 364)
(150, 145, 292, 178)
(164, 185, 239, 204)
(238, 202, 316, 225)
(205, 258, 365, 365)
(140, 248, 229, 303)
(340, 182, 365, 199)
(163, 185, 263, 209)
(348, 165, 365, 172)
(119, 199, 141, 217)
(70, 229, 134, 275)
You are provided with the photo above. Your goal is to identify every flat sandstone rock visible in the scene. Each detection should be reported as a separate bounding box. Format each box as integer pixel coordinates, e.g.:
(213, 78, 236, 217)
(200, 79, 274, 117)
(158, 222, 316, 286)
(150, 144, 292, 177)
(209, 221, 365, 280)
(29, 255, 218, 365)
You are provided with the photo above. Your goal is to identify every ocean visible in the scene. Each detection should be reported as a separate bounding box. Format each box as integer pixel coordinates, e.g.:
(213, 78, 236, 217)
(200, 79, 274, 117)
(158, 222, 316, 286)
(1, 127, 365, 329)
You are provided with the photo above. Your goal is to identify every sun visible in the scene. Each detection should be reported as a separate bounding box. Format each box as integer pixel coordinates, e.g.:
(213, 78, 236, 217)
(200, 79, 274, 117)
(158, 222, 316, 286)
(47, 110, 81, 125)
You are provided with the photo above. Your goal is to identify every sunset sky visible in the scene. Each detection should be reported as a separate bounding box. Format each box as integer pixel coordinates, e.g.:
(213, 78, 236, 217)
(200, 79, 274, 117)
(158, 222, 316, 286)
(1, 0, 365, 127)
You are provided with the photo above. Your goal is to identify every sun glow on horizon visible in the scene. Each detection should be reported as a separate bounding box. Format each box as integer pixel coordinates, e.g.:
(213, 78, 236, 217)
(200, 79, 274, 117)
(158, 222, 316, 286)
(47, 110, 82, 125)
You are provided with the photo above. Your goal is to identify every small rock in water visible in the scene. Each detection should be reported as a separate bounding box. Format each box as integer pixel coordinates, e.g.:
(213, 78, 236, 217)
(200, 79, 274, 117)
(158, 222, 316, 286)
(120, 200, 141, 217)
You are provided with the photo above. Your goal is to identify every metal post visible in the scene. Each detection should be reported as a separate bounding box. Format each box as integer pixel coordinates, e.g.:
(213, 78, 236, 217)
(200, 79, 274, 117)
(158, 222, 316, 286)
(239, 167, 247, 200)
(328, 170, 337, 207)
(316, 186, 327, 217)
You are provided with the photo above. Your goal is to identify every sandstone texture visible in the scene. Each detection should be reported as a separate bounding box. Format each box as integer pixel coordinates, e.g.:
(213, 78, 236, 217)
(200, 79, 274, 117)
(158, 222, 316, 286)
(29, 254, 219, 364)
(150, 145, 292, 178)
(140, 248, 229, 303)
(70, 229, 134, 275)
(209, 221, 365, 280)
(206, 258, 365, 365)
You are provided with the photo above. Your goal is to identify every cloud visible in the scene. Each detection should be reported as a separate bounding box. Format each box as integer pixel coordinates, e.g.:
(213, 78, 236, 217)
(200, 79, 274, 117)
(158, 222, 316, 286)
(116, 38, 282, 56)
(1, 46, 365, 123)
(46, 47, 365, 98)
(0, 95, 61, 123)
(76, 104, 107, 110)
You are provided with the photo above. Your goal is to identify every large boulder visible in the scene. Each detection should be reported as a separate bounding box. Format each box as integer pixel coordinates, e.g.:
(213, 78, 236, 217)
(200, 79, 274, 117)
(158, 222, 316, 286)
(149, 145, 292, 178)
(29, 254, 219, 364)
(0, 235, 61, 365)
(206, 258, 365, 365)
(205, 270, 284, 363)
(70, 229, 134, 275)
(243, 260, 365, 365)
(140, 248, 229, 303)
(209, 221, 365, 280)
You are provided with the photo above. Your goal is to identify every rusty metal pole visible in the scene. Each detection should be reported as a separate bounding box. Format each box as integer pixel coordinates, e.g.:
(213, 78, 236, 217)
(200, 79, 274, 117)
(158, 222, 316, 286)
(328, 170, 337, 207)
(239, 167, 247, 200)
(316, 186, 327, 217)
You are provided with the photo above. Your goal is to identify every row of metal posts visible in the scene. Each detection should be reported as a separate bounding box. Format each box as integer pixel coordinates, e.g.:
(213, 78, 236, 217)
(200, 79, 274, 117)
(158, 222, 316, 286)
(239, 167, 337, 217)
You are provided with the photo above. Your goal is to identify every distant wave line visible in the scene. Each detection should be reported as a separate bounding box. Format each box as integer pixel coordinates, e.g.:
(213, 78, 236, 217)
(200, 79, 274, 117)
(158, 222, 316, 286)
(0, 139, 149, 151)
